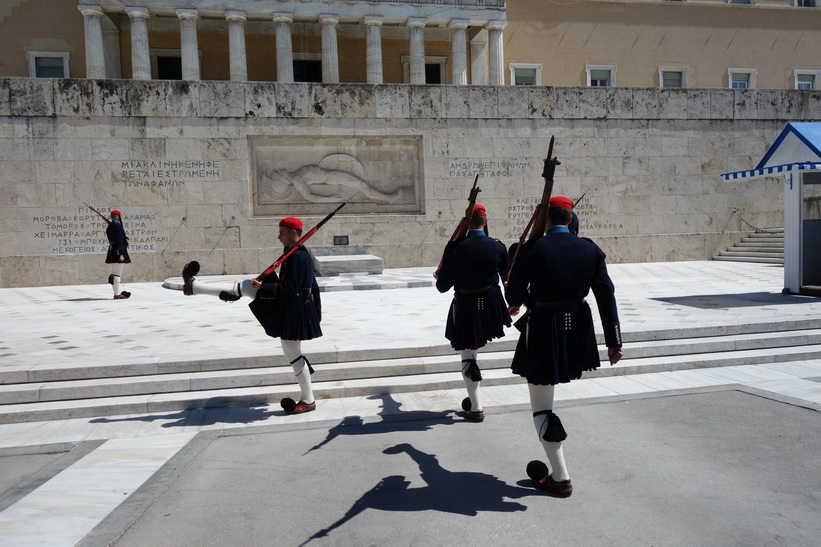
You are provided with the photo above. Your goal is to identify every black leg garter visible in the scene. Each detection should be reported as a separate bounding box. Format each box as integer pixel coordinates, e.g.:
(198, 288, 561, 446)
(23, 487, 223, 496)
(533, 410, 568, 442)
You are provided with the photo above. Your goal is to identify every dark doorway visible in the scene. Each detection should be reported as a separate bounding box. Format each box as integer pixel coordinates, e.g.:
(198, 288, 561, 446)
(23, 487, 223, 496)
(156, 56, 182, 80)
(425, 63, 442, 84)
(294, 60, 322, 83)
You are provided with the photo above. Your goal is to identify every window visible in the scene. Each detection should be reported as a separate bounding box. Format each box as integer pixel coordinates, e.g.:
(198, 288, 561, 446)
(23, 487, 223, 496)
(151, 49, 182, 80)
(586, 65, 616, 87)
(795, 71, 819, 90)
(294, 60, 322, 83)
(795, 0, 818, 6)
(659, 68, 687, 88)
(729, 0, 753, 4)
(27, 51, 70, 78)
(510, 63, 542, 86)
(401, 55, 447, 84)
(728, 69, 756, 89)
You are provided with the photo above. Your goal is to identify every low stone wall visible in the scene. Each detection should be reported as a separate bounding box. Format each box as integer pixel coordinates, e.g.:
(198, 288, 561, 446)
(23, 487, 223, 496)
(0, 77, 818, 287)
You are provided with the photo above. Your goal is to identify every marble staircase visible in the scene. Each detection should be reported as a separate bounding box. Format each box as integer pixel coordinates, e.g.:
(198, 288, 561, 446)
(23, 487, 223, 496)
(713, 230, 785, 264)
(2, 319, 820, 424)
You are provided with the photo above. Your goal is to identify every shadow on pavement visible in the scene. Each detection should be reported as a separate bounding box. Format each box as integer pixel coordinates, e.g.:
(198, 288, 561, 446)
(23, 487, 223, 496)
(653, 291, 818, 308)
(304, 393, 460, 454)
(301, 442, 535, 545)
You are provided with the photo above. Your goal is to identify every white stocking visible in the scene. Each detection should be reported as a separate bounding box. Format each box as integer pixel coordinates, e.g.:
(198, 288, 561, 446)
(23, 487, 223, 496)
(459, 349, 481, 412)
(111, 263, 124, 295)
(528, 383, 570, 482)
(191, 278, 257, 299)
(281, 339, 314, 404)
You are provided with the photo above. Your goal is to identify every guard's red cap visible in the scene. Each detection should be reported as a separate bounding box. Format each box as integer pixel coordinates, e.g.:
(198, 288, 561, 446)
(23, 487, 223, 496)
(279, 217, 303, 230)
(548, 196, 574, 210)
(110, 210, 121, 217)
(473, 204, 487, 216)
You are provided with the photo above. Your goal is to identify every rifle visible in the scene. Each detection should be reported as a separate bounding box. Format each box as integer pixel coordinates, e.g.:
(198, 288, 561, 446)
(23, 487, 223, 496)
(256, 197, 351, 281)
(507, 136, 561, 274)
(83, 202, 112, 225)
(434, 171, 482, 276)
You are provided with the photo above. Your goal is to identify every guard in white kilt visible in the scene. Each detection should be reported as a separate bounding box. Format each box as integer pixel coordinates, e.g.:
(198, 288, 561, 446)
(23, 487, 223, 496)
(105, 210, 131, 300)
(505, 196, 624, 497)
(436, 204, 512, 422)
(181, 217, 322, 415)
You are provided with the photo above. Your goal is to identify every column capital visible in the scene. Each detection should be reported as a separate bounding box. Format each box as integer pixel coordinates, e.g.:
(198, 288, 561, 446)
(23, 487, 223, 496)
(407, 17, 427, 29)
(485, 21, 507, 32)
(449, 19, 469, 31)
(272, 13, 293, 24)
(319, 14, 339, 26)
(364, 16, 383, 27)
(78, 5, 104, 18)
(225, 10, 246, 23)
(176, 9, 199, 22)
(125, 6, 149, 20)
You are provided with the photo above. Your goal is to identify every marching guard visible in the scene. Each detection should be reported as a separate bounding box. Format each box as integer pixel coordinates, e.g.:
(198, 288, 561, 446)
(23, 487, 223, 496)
(436, 204, 512, 422)
(506, 196, 623, 497)
(105, 209, 131, 300)
(181, 217, 324, 415)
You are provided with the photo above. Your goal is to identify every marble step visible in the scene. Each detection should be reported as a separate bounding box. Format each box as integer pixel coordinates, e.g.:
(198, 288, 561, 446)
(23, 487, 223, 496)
(713, 255, 784, 264)
(2, 342, 821, 424)
(4, 328, 821, 405)
(3, 319, 819, 386)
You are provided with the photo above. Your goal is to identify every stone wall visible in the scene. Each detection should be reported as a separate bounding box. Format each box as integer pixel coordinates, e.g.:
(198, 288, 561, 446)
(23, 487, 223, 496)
(0, 77, 819, 287)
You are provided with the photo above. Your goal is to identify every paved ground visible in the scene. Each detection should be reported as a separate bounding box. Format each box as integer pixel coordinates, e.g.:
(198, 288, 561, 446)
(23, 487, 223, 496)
(0, 261, 820, 546)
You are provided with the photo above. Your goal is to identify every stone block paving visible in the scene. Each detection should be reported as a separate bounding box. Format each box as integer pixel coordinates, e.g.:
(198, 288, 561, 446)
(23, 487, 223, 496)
(0, 261, 820, 546)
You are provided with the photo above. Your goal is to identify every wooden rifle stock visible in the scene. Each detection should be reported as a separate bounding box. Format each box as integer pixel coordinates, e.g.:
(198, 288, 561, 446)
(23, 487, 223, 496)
(508, 136, 561, 274)
(256, 198, 350, 281)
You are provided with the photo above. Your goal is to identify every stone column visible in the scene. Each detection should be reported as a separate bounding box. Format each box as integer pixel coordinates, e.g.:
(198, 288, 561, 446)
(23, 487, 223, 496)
(176, 9, 200, 81)
(273, 14, 294, 83)
(470, 37, 487, 85)
(226, 10, 248, 82)
(487, 21, 507, 86)
(320, 15, 339, 84)
(450, 19, 469, 86)
(78, 5, 106, 78)
(364, 17, 383, 84)
(407, 18, 427, 85)
(126, 6, 150, 80)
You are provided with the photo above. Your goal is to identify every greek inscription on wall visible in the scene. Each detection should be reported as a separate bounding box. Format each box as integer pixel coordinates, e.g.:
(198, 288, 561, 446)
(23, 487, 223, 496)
(29, 159, 221, 255)
(504, 198, 609, 240)
(448, 159, 532, 179)
(251, 136, 423, 216)
(31, 210, 168, 255)
(116, 159, 221, 187)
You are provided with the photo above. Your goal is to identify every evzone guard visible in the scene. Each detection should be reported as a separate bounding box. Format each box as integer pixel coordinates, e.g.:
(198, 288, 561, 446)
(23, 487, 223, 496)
(505, 139, 624, 497)
(435, 202, 512, 422)
(86, 203, 132, 300)
(180, 206, 345, 415)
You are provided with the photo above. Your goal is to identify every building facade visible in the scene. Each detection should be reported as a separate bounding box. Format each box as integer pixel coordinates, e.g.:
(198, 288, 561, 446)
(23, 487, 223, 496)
(1, 1, 819, 89)
(0, 1, 820, 287)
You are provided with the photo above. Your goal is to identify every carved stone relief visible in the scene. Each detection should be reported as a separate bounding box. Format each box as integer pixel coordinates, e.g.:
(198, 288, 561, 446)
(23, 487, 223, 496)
(251, 136, 423, 216)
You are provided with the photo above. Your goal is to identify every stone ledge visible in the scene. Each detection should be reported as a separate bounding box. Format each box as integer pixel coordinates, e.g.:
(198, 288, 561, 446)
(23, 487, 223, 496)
(312, 247, 384, 276)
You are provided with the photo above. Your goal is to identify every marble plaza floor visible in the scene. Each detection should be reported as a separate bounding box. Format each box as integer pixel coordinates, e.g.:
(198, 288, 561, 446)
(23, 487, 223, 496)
(0, 261, 820, 546)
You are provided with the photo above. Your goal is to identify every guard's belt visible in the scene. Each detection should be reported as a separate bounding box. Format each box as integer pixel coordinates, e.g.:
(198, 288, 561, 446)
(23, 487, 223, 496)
(457, 285, 493, 295)
(532, 300, 582, 309)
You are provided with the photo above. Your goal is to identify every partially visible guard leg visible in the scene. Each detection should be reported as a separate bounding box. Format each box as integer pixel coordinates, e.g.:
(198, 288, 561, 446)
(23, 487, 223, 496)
(281, 339, 315, 414)
(460, 349, 483, 421)
(527, 383, 572, 495)
(111, 263, 124, 297)
(181, 262, 257, 300)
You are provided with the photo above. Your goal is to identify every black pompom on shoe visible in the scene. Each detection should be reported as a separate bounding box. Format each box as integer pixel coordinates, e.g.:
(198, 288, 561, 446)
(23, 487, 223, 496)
(527, 460, 573, 497)
(182, 261, 200, 296)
